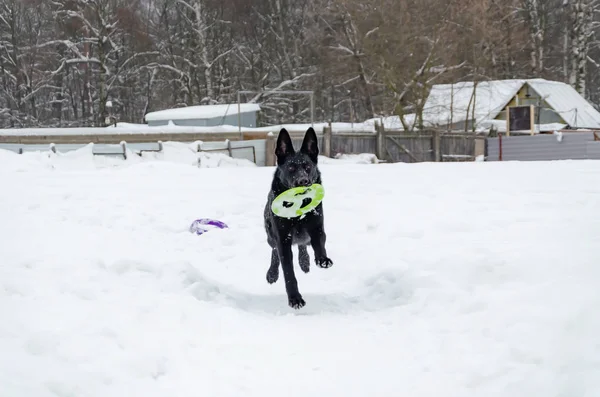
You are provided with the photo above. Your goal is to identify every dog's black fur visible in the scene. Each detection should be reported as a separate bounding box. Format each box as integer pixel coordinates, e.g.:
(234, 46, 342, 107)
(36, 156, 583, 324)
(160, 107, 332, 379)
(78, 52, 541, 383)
(263, 127, 333, 309)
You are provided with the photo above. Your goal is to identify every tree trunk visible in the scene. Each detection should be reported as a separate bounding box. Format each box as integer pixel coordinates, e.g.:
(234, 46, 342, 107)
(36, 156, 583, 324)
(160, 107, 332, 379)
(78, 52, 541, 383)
(569, 0, 592, 97)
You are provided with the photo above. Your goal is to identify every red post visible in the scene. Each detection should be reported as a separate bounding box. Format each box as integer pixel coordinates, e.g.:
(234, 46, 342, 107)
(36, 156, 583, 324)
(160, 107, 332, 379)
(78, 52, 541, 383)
(498, 132, 503, 161)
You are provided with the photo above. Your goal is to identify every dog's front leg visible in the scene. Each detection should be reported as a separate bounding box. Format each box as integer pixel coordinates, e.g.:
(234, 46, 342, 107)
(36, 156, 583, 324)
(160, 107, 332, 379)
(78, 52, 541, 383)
(308, 224, 333, 269)
(277, 238, 305, 309)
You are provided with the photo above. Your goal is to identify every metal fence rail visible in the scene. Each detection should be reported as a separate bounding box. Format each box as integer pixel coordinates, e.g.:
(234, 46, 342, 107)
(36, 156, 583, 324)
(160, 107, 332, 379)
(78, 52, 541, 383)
(0, 139, 268, 165)
(486, 131, 600, 161)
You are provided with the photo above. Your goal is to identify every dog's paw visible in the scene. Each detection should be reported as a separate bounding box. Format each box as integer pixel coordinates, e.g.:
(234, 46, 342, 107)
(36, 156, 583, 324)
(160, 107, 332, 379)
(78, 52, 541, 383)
(316, 257, 333, 269)
(288, 294, 306, 309)
(300, 263, 310, 273)
(266, 267, 279, 284)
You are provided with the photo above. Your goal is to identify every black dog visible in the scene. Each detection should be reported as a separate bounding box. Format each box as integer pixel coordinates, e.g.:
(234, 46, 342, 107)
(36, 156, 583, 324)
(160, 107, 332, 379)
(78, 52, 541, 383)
(263, 127, 333, 309)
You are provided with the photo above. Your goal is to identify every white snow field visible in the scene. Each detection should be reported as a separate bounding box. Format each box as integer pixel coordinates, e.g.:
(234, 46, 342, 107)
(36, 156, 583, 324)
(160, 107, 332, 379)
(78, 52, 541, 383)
(1, 147, 600, 397)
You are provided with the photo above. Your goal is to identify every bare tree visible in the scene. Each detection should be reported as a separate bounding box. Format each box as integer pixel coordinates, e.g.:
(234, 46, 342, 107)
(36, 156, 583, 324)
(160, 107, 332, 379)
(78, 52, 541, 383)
(1, 0, 599, 128)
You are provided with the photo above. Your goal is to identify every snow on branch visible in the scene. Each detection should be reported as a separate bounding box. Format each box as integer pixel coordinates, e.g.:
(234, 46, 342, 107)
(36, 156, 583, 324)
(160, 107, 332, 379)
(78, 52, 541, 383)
(328, 44, 356, 56)
(247, 73, 315, 103)
(365, 27, 379, 39)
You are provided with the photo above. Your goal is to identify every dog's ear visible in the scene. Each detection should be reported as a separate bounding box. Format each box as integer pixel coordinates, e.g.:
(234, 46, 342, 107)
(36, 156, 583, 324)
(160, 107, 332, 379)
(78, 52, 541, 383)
(300, 127, 319, 162)
(275, 128, 295, 164)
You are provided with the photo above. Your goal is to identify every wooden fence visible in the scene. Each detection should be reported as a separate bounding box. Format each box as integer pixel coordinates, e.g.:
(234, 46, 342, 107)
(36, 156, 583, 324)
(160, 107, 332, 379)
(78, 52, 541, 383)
(262, 123, 485, 165)
(1, 122, 485, 166)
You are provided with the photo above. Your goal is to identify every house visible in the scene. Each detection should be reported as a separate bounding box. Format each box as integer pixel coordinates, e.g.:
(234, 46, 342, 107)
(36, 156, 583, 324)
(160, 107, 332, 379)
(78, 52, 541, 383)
(420, 78, 600, 133)
(144, 103, 261, 128)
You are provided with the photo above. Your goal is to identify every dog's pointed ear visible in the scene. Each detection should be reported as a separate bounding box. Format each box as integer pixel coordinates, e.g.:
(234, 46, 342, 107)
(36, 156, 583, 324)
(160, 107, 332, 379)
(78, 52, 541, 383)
(275, 128, 295, 164)
(300, 127, 319, 162)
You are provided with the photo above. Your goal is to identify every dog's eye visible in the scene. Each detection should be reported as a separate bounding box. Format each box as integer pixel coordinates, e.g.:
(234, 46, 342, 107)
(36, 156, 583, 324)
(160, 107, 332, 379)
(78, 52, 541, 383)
(303, 163, 311, 171)
(288, 165, 296, 172)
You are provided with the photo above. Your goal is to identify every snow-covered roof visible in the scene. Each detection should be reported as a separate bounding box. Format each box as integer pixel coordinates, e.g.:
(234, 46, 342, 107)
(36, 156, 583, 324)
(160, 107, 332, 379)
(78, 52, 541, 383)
(422, 78, 600, 129)
(422, 79, 522, 127)
(145, 103, 261, 122)
(527, 79, 600, 128)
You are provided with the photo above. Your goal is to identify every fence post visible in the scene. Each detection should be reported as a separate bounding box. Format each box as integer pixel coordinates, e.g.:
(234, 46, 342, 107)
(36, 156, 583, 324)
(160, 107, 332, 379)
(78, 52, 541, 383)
(432, 130, 441, 162)
(120, 141, 127, 160)
(376, 121, 385, 161)
(323, 122, 332, 157)
(474, 137, 485, 160)
(265, 132, 276, 166)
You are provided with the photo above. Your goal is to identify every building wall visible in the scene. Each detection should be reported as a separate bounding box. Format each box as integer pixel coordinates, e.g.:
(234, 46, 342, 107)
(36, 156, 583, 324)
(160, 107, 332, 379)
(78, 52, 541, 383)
(147, 119, 169, 126)
(493, 84, 565, 125)
(147, 111, 258, 128)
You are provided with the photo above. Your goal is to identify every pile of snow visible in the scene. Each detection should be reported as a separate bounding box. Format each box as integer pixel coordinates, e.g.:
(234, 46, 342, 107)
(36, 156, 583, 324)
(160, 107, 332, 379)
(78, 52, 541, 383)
(320, 153, 380, 164)
(143, 142, 257, 168)
(364, 114, 417, 130)
(2, 158, 600, 396)
(0, 142, 257, 171)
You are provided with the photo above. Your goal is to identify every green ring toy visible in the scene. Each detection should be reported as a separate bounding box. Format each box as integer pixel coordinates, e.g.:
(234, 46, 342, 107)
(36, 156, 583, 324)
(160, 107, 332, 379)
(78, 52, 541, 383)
(271, 183, 325, 219)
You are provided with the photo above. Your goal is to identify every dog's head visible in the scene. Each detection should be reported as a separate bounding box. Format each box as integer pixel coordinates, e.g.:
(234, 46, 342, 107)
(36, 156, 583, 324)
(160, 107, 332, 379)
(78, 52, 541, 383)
(274, 127, 321, 188)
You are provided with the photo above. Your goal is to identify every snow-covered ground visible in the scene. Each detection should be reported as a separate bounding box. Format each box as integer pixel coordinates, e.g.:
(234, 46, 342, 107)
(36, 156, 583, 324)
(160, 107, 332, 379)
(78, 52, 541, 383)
(1, 151, 600, 397)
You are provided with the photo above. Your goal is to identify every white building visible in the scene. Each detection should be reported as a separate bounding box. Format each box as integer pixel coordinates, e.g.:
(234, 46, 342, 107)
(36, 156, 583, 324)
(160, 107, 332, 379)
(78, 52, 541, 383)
(144, 103, 261, 128)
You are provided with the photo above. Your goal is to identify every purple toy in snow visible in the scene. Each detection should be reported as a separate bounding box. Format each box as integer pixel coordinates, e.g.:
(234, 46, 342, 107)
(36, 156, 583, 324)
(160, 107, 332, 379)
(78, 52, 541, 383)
(189, 218, 229, 235)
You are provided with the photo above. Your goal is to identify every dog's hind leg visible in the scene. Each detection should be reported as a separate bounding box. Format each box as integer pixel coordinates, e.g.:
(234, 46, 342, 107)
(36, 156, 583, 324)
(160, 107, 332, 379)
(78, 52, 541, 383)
(266, 248, 280, 284)
(298, 245, 310, 273)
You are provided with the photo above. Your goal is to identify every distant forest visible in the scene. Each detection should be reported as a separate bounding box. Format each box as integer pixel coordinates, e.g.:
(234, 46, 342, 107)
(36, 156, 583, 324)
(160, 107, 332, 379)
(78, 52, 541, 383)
(0, 0, 597, 128)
